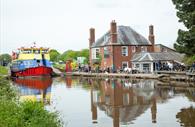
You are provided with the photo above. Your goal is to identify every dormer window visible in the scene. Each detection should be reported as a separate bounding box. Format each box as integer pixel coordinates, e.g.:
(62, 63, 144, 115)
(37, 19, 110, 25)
(104, 35, 110, 43)
(162, 48, 167, 52)
(122, 46, 128, 56)
(141, 46, 147, 52)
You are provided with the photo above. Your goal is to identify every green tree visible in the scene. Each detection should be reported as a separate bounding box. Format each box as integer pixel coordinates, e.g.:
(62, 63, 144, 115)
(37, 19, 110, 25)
(49, 49, 60, 62)
(172, 0, 195, 56)
(59, 50, 78, 61)
(79, 49, 89, 64)
(59, 49, 89, 63)
(79, 49, 89, 58)
(0, 54, 12, 66)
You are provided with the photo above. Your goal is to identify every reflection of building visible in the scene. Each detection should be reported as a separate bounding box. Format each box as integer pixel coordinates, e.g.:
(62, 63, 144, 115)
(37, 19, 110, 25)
(13, 77, 52, 104)
(90, 79, 157, 127)
(90, 79, 194, 127)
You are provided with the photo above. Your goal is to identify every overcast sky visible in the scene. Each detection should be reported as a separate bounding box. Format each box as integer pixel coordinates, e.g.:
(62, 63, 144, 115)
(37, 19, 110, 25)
(0, 0, 185, 54)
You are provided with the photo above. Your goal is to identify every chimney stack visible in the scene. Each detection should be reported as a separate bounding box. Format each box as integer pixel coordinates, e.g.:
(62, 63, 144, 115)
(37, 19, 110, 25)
(148, 25, 155, 52)
(89, 28, 95, 47)
(110, 20, 117, 43)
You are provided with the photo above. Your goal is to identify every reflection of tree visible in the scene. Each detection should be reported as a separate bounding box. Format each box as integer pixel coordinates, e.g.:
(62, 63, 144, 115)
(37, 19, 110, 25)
(185, 90, 195, 102)
(176, 106, 195, 127)
(151, 98, 157, 123)
(156, 86, 195, 103)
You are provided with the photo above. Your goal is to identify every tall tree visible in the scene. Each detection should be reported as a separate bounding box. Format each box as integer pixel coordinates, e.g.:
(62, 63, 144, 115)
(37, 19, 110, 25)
(59, 50, 78, 61)
(79, 49, 89, 64)
(172, 0, 195, 56)
(49, 49, 60, 62)
(59, 49, 89, 63)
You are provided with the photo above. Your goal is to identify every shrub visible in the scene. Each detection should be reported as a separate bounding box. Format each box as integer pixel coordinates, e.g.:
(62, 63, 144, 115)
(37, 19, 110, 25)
(0, 76, 62, 127)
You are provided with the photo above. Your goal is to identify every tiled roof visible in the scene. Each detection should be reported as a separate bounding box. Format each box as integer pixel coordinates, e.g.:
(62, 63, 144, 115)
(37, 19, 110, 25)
(132, 52, 184, 63)
(154, 44, 175, 52)
(91, 26, 151, 48)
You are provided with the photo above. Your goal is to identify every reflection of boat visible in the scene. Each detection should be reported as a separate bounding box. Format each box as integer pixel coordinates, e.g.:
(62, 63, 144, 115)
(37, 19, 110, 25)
(13, 77, 52, 104)
(10, 45, 52, 77)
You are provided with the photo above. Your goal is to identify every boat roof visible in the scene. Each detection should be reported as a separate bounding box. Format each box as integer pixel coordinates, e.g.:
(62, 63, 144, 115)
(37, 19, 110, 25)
(18, 47, 49, 50)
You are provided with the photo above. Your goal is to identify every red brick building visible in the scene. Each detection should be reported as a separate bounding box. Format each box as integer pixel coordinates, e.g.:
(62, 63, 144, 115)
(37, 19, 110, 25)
(89, 20, 155, 71)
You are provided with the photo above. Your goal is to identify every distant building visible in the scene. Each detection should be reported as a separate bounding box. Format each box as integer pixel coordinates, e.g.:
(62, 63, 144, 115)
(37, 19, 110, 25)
(154, 44, 175, 52)
(89, 20, 155, 71)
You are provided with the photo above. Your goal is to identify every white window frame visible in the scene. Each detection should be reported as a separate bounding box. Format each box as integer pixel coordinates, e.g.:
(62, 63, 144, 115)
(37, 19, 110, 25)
(142, 63, 150, 73)
(95, 48, 100, 58)
(122, 61, 128, 69)
(92, 48, 100, 59)
(121, 46, 128, 56)
(135, 64, 140, 69)
(132, 46, 136, 53)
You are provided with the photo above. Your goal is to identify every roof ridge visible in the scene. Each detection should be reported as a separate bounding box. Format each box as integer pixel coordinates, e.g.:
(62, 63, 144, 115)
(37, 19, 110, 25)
(92, 25, 150, 47)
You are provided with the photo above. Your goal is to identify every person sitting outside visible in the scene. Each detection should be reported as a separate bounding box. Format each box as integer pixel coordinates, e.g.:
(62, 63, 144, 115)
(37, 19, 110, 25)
(192, 62, 195, 71)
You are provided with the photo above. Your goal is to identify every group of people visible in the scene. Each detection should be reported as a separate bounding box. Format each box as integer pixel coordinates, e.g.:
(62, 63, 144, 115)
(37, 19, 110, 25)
(155, 61, 185, 71)
(75, 61, 195, 73)
(78, 64, 117, 73)
(78, 64, 91, 72)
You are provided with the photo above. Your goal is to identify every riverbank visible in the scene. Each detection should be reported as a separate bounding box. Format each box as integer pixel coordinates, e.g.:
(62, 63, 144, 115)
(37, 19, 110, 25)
(3, 65, 195, 83)
(58, 71, 195, 83)
(64, 72, 161, 79)
(0, 66, 62, 127)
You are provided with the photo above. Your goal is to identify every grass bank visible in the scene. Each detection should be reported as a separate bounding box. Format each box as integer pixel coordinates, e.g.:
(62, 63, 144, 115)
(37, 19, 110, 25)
(53, 63, 65, 72)
(0, 66, 62, 127)
(0, 65, 8, 75)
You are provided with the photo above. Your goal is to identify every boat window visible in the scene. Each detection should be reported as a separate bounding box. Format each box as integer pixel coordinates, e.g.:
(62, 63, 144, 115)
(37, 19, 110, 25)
(23, 50, 31, 54)
(41, 50, 48, 54)
(35, 50, 40, 54)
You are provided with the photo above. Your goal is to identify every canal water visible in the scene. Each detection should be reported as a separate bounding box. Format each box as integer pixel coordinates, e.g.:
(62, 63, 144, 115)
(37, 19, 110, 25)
(12, 77, 195, 127)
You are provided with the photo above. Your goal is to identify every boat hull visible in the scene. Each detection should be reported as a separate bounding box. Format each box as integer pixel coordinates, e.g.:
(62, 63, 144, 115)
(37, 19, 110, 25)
(11, 66, 53, 77)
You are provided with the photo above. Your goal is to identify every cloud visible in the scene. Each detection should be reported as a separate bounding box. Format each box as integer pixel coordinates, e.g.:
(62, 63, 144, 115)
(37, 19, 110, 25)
(0, 0, 185, 54)
(93, 0, 133, 8)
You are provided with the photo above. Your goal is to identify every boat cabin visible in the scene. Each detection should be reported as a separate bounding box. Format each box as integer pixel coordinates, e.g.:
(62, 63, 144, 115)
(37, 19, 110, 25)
(18, 47, 49, 54)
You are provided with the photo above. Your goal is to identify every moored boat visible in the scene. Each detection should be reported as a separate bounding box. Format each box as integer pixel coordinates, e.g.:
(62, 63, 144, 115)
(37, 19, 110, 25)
(10, 45, 53, 77)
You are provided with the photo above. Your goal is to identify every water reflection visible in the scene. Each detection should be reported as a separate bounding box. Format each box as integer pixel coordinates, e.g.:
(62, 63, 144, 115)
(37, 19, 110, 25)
(11, 77, 195, 127)
(176, 106, 195, 127)
(13, 77, 52, 104)
(65, 76, 72, 88)
(90, 79, 159, 127)
(89, 78, 195, 127)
